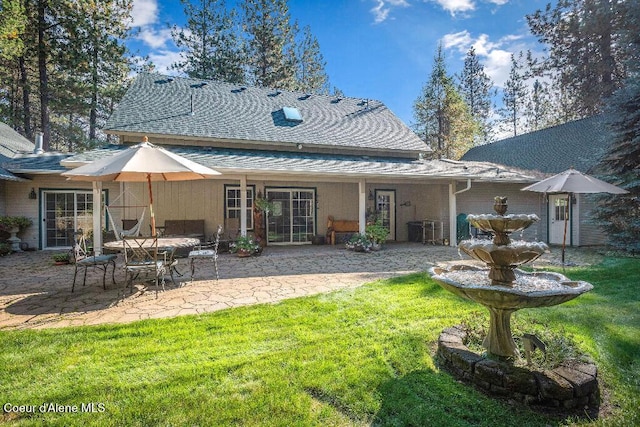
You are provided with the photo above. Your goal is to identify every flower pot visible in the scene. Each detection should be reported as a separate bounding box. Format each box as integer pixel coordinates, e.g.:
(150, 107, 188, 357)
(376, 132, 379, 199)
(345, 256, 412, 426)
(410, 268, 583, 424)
(237, 249, 252, 258)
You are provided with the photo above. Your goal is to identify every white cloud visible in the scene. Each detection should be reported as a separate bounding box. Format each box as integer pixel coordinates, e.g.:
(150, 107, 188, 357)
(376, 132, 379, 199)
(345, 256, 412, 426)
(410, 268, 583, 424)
(433, 0, 475, 15)
(486, 0, 509, 5)
(131, 0, 159, 28)
(370, 0, 410, 24)
(137, 27, 173, 49)
(441, 31, 530, 87)
(147, 50, 183, 74)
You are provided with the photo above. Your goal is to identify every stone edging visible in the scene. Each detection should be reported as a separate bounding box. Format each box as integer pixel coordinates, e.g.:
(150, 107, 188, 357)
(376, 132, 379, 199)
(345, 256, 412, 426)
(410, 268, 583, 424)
(437, 325, 600, 411)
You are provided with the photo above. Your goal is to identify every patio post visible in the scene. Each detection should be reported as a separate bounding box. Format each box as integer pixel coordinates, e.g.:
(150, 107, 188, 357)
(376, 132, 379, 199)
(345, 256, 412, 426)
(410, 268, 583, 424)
(358, 180, 366, 235)
(240, 175, 247, 237)
(448, 182, 457, 247)
(93, 181, 103, 255)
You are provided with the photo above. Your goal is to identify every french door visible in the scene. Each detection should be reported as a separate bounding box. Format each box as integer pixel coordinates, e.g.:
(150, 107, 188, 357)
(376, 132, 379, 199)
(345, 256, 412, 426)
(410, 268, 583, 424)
(41, 190, 99, 249)
(375, 190, 396, 240)
(266, 188, 315, 244)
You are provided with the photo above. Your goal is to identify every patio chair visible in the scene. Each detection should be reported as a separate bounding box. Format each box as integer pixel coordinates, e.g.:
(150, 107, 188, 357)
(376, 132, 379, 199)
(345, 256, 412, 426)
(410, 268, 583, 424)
(72, 230, 117, 292)
(122, 236, 172, 298)
(188, 225, 222, 281)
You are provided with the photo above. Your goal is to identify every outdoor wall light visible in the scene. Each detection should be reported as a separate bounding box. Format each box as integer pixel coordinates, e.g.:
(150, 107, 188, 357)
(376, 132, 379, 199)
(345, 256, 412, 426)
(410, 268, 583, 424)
(368, 190, 374, 201)
(28, 188, 37, 200)
(400, 201, 411, 207)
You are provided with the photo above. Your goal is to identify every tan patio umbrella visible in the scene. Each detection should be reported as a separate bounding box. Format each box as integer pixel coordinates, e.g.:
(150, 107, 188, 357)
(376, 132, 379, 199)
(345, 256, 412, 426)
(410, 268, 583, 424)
(521, 168, 628, 264)
(62, 136, 220, 237)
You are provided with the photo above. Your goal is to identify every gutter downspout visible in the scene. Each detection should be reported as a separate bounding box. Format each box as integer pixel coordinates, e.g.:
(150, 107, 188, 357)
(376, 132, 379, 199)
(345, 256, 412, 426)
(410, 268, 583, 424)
(448, 179, 472, 247)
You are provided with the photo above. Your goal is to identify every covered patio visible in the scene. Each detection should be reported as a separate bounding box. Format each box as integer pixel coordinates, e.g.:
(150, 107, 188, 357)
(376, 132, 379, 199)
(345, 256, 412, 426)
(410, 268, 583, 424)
(0, 243, 603, 330)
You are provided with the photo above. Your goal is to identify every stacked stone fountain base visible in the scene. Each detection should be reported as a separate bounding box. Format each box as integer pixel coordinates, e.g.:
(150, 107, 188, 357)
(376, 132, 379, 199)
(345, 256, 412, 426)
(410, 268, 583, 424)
(437, 326, 599, 411)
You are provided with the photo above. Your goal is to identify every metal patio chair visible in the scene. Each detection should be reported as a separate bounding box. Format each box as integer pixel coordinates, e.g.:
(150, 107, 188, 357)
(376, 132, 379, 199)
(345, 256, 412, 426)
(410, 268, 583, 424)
(122, 236, 173, 298)
(72, 230, 117, 292)
(188, 224, 222, 281)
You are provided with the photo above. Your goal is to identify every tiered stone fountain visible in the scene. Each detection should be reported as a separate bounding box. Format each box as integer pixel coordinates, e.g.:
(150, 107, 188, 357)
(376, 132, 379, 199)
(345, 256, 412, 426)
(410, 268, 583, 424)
(429, 198, 598, 410)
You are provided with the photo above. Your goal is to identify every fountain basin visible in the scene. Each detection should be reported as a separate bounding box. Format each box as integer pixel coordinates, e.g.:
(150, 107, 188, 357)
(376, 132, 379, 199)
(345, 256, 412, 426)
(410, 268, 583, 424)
(458, 240, 549, 285)
(429, 264, 593, 357)
(467, 213, 540, 234)
(429, 264, 593, 310)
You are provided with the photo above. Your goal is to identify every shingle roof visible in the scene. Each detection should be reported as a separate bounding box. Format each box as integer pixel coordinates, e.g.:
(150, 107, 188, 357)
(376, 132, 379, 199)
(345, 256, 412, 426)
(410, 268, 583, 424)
(0, 122, 34, 158)
(3, 153, 73, 174)
(460, 115, 611, 173)
(62, 144, 539, 183)
(104, 73, 428, 155)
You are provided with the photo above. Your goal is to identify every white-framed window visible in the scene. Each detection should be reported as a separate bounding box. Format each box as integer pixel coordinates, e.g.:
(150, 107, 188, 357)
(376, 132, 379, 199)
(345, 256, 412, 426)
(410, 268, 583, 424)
(225, 185, 255, 229)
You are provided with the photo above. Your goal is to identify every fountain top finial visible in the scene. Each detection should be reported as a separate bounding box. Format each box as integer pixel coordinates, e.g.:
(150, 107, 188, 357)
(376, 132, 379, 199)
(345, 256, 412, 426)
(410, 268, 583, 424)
(493, 196, 508, 215)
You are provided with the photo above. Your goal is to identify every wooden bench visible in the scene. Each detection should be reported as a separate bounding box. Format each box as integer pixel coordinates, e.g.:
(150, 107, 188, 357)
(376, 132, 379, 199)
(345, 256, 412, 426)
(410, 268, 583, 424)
(163, 220, 205, 242)
(326, 215, 359, 245)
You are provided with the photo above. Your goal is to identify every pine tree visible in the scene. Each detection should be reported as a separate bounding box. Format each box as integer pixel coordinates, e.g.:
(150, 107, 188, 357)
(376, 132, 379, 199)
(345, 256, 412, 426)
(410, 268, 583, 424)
(295, 25, 328, 94)
(458, 46, 494, 144)
(414, 45, 479, 159)
(172, 0, 245, 83)
(590, 1, 640, 252)
(240, 0, 297, 89)
(526, 0, 628, 117)
(500, 53, 527, 136)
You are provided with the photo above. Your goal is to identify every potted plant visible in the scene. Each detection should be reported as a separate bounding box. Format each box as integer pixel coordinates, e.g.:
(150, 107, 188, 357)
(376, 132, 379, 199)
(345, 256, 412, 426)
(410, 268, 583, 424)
(366, 220, 389, 250)
(345, 233, 373, 252)
(230, 235, 261, 257)
(0, 216, 33, 252)
(52, 252, 71, 265)
(253, 192, 275, 248)
(0, 243, 11, 256)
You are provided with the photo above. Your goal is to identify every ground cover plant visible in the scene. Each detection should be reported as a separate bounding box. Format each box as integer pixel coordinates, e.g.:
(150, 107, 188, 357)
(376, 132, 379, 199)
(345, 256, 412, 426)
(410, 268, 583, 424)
(0, 258, 637, 426)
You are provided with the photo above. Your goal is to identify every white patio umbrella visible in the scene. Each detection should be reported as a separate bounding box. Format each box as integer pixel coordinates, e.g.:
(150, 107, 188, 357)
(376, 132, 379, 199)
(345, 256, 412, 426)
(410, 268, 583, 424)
(62, 137, 220, 238)
(521, 168, 628, 264)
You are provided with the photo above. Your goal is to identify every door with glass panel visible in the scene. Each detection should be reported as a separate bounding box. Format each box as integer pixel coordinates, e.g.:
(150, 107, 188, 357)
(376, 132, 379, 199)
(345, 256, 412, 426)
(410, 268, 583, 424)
(42, 191, 97, 249)
(266, 189, 315, 244)
(375, 190, 396, 240)
(549, 194, 570, 244)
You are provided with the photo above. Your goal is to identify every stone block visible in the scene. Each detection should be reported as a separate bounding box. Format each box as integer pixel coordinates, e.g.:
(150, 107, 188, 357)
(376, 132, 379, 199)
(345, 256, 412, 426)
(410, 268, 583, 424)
(553, 365, 598, 397)
(535, 371, 574, 401)
(450, 347, 483, 372)
(442, 325, 467, 339)
(475, 359, 505, 387)
(504, 366, 538, 394)
(439, 332, 464, 345)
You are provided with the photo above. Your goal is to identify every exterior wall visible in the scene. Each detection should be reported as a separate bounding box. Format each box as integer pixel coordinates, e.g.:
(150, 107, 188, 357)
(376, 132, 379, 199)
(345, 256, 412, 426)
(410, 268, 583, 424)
(0, 181, 6, 216)
(457, 182, 547, 243)
(576, 194, 607, 246)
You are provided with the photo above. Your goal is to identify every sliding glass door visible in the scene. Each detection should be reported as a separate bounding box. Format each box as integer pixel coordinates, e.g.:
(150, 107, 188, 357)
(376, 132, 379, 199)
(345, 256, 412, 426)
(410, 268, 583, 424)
(266, 188, 315, 244)
(41, 190, 98, 249)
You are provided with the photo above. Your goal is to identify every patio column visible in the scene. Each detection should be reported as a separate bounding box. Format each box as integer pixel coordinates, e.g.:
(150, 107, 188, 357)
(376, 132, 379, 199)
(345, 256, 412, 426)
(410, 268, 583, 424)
(449, 179, 472, 247)
(93, 181, 103, 255)
(240, 175, 247, 237)
(358, 179, 366, 234)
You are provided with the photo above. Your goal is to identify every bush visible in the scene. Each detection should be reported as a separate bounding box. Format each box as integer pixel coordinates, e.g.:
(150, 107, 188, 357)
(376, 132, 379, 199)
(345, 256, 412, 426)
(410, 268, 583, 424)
(0, 242, 11, 256)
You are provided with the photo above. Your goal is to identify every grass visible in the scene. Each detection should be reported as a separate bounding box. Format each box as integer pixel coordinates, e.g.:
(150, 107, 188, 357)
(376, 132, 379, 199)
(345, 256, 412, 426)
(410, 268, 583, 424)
(0, 258, 638, 426)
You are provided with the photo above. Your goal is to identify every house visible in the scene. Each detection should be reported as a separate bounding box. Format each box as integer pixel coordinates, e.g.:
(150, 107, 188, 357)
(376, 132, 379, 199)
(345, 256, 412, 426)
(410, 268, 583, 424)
(461, 115, 613, 246)
(2, 73, 538, 251)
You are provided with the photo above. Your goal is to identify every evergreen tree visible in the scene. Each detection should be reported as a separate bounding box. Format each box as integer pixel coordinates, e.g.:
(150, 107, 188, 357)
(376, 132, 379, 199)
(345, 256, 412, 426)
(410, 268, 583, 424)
(0, 0, 27, 60)
(413, 45, 479, 159)
(172, 0, 245, 83)
(500, 53, 527, 136)
(458, 46, 493, 144)
(295, 25, 328, 94)
(240, 0, 297, 89)
(526, 0, 628, 117)
(524, 79, 551, 131)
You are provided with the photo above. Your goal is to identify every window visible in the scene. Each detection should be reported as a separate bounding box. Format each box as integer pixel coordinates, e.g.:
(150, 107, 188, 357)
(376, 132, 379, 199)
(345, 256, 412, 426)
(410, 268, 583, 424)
(225, 185, 254, 229)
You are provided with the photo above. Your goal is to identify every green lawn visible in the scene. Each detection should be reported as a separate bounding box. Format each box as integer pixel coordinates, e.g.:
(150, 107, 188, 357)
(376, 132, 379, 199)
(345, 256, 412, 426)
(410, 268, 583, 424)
(1, 258, 638, 426)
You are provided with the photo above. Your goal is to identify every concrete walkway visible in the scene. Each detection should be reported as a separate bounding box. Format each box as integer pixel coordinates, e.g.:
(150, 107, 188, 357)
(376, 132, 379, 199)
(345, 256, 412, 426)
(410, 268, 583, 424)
(0, 243, 603, 330)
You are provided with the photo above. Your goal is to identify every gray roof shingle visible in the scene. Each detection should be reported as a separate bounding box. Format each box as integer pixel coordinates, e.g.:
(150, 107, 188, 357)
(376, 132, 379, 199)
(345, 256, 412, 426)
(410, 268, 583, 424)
(63, 145, 539, 183)
(105, 73, 428, 155)
(461, 115, 611, 173)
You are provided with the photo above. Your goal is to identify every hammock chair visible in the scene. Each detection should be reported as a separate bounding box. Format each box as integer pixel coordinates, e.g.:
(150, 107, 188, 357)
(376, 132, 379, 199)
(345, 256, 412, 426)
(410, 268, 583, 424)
(105, 188, 147, 241)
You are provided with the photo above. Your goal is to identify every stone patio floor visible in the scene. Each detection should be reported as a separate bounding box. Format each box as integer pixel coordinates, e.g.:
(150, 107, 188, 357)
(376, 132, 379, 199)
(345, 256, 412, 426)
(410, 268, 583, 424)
(0, 243, 604, 330)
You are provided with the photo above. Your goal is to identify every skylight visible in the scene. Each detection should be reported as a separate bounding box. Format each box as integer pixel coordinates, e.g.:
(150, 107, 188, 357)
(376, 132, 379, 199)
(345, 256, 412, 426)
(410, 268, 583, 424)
(282, 107, 303, 122)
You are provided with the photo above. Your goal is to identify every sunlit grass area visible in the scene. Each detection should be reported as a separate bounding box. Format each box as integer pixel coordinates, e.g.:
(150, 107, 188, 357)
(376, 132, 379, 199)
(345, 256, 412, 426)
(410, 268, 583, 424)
(0, 258, 638, 426)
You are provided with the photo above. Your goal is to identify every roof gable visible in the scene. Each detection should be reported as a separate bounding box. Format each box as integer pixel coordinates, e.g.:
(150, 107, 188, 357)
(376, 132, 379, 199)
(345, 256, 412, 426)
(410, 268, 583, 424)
(461, 115, 611, 173)
(0, 122, 34, 158)
(105, 73, 428, 156)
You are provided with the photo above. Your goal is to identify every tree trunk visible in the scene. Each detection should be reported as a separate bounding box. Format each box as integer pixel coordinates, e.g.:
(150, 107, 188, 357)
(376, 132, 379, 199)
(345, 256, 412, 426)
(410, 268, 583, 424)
(37, 0, 50, 151)
(18, 55, 32, 140)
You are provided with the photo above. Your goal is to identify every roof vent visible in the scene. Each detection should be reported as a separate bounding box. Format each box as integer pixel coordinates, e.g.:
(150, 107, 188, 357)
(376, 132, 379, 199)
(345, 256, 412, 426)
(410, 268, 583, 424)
(191, 82, 208, 88)
(331, 97, 342, 104)
(299, 94, 311, 100)
(282, 107, 303, 123)
(268, 90, 282, 97)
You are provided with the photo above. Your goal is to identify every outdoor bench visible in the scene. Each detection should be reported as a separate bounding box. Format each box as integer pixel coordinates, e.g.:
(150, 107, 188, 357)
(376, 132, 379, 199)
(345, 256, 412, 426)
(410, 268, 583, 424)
(163, 219, 205, 242)
(326, 215, 359, 245)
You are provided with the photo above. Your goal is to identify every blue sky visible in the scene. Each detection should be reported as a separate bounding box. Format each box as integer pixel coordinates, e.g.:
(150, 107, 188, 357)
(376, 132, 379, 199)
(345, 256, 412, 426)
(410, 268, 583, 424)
(127, 0, 555, 128)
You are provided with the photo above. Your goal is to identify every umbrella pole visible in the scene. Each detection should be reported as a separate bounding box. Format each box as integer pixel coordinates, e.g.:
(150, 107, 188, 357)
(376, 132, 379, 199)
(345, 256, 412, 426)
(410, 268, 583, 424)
(148, 174, 156, 237)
